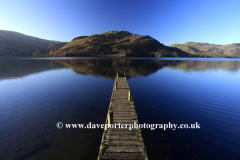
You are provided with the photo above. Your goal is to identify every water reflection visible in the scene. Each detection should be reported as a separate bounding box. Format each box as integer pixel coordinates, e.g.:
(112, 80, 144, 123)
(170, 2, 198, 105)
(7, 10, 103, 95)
(169, 60, 240, 72)
(0, 59, 65, 80)
(0, 58, 240, 160)
(2, 58, 240, 81)
(53, 59, 240, 78)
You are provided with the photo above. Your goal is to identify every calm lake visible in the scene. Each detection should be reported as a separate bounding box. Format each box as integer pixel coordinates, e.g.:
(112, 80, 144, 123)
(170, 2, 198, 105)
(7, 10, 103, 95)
(0, 58, 240, 160)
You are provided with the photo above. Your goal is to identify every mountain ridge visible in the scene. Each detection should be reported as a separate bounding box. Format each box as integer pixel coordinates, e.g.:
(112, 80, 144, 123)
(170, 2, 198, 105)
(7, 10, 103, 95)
(2, 30, 239, 58)
(0, 30, 65, 56)
(170, 42, 240, 57)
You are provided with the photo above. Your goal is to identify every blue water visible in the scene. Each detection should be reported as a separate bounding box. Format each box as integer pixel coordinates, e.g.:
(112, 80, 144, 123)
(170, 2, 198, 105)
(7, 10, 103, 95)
(0, 58, 239, 160)
(129, 67, 240, 160)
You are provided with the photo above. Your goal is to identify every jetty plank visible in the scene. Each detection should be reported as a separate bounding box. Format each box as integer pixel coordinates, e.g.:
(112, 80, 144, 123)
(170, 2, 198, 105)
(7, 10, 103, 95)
(98, 75, 148, 160)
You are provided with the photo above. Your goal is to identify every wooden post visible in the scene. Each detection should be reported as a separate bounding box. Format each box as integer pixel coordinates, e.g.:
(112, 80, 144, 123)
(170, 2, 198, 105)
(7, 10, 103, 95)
(109, 103, 112, 111)
(128, 91, 132, 101)
(116, 73, 118, 79)
(124, 73, 125, 76)
(125, 77, 127, 83)
(115, 81, 117, 89)
(108, 111, 110, 125)
(108, 110, 113, 125)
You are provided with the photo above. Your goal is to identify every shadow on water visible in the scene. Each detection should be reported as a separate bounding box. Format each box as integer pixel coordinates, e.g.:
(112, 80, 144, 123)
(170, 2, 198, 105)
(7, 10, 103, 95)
(16, 141, 52, 160)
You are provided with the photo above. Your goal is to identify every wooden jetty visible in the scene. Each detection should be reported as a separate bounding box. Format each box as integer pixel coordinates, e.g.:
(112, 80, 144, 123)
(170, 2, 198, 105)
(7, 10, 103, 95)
(98, 73, 148, 160)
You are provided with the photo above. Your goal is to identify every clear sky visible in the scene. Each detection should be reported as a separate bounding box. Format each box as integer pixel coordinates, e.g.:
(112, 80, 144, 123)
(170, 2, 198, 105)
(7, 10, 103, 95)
(0, 0, 239, 46)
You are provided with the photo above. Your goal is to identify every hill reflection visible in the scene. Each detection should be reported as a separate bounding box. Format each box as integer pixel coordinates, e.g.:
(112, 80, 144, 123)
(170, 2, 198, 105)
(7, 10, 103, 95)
(1, 58, 240, 80)
(0, 59, 66, 80)
(53, 59, 240, 79)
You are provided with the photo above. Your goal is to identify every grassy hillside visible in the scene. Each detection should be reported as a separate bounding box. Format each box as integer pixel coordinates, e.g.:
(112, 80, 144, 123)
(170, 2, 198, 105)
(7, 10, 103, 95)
(170, 42, 240, 58)
(0, 30, 62, 56)
(49, 31, 193, 57)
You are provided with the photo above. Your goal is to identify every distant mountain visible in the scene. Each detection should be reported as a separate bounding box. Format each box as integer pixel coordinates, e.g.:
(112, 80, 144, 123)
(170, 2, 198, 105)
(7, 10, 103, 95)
(46, 31, 193, 57)
(48, 42, 68, 50)
(170, 42, 240, 58)
(32, 42, 68, 57)
(0, 30, 64, 56)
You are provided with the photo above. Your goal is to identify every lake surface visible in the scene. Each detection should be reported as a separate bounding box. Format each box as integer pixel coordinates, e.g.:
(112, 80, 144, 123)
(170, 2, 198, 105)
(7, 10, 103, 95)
(0, 58, 240, 160)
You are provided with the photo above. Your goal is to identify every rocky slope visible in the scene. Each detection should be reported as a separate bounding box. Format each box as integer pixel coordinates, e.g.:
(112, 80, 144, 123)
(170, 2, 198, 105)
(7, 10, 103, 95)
(49, 31, 193, 57)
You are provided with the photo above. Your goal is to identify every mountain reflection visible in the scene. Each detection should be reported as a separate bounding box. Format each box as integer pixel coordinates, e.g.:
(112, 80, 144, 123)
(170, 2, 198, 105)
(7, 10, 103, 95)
(0, 59, 66, 80)
(53, 59, 240, 79)
(0, 58, 240, 80)
(51, 59, 170, 79)
(169, 60, 240, 72)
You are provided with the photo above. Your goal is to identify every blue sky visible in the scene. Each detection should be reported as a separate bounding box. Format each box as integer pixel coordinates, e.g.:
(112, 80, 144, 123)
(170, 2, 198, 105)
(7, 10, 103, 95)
(0, 0, 239, 46)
